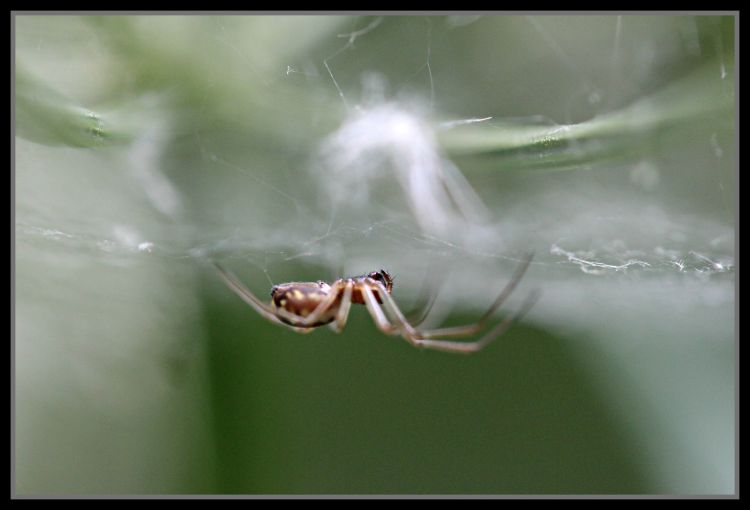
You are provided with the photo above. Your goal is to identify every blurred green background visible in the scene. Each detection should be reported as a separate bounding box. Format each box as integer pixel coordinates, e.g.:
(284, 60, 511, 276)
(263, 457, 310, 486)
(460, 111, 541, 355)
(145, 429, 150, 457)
(14, 15, 735, 495)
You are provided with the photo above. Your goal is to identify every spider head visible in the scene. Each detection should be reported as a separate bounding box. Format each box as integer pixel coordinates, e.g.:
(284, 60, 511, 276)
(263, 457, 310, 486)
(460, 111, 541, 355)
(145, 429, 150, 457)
(367, 269, 393, 293)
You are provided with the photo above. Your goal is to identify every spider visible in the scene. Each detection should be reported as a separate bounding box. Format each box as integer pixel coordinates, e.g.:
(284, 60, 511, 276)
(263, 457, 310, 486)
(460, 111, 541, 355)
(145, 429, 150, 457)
(213, 253, 536, 354)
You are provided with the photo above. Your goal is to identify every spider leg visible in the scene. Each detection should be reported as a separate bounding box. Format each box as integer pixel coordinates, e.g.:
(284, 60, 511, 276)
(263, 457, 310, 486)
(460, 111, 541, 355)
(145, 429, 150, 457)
(215, 262, 349, 328)
(404, 284, 440, 328)
(363, 283, 425, 340)
(214, 263, 291, 327)
(403, 257, 443, 327)
(386, 252, 534, 339)
(360, 285, 403, 337)
(362, 252, 537, 352)
(328, 281, 354, 333)
(367, 281, 540, 353)
(405, 290, 540, 354)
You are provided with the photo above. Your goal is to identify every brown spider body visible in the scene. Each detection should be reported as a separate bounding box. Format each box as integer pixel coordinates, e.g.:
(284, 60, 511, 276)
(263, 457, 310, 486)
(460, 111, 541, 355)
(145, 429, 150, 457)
(214, 256, 536, 354)
(271, 281, 337, 326)
(270, 270, 392, 327)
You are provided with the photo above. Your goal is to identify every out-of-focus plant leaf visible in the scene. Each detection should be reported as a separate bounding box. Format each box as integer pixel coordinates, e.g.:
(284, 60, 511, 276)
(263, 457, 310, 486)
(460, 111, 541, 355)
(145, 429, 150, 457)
(438, 64, 734, 170)
(15, 66, 140, 148)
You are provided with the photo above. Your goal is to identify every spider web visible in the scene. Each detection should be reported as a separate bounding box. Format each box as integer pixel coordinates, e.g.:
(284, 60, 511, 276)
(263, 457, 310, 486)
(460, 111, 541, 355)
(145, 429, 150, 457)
(16, 15, 735, 299)
(13, 15, 736, 327)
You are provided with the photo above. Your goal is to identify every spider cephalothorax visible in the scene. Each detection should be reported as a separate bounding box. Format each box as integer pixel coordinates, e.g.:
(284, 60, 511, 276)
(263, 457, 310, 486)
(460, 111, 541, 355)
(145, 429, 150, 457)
(364, 269, 393, 293)
(350, 269, 393, 305)
(215, 254, 536, 354)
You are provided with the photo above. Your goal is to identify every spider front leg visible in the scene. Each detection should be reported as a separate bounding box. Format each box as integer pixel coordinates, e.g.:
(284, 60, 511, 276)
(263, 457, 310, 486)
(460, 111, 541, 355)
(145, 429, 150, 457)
(401, 290, 540, 354)
(360, 284, 402, 337)
(403, 259, 442, 327)
(386, 253, 534, 340)
(363, 283, 539, 354)
(361, 284, 449, 350)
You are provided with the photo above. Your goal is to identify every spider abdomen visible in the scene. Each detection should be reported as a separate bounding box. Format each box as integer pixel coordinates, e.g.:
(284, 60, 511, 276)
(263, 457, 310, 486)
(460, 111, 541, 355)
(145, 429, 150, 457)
(271, 282, 336, 326)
